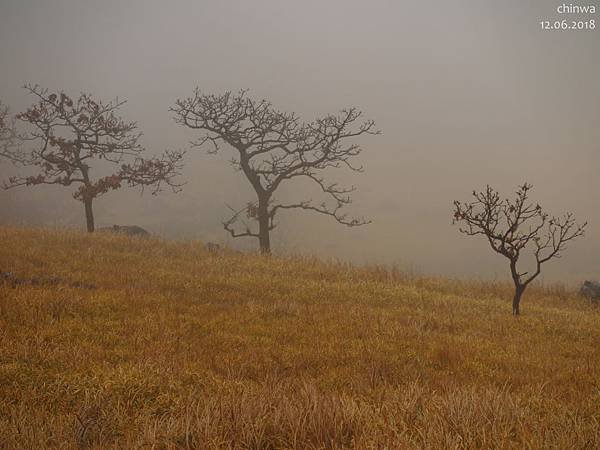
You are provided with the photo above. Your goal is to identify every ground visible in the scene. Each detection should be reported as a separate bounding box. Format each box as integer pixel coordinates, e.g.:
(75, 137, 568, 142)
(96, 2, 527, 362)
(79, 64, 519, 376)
(0, 226, 599, 449)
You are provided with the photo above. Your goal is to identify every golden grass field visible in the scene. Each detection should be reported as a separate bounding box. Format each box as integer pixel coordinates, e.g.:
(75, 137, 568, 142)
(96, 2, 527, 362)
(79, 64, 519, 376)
(0, 226, 599, 449)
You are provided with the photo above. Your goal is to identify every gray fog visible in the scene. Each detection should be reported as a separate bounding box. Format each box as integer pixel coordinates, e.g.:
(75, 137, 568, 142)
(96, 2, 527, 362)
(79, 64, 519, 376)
(1, 0, 598, 282)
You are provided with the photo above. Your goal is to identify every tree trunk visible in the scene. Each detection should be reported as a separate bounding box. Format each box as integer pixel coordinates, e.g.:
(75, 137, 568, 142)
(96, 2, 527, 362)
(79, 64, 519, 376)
(257, 199, 270, 254)
(83, 197, 95, 233)
(512, 285, 525, 316)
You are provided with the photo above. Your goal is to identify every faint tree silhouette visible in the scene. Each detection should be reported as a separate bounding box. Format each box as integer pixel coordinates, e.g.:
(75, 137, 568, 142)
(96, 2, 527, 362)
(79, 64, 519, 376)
(0, 100, 22, 163)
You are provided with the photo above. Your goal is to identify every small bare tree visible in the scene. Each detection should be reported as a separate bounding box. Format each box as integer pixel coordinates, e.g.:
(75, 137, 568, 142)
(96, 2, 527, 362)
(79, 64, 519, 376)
(453, 183, 586, 315)
(0, 101, 22, 163)
(2, 85, 184, 232)
(172, 89, 378, 254)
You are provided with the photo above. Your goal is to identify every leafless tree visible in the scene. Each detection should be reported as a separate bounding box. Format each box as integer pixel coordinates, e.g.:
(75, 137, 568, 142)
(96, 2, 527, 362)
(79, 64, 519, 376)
(0, 100, 23, 163)
(2, 85, 185, 232)
(453, 183, 586, 315)
(171, 89, 378, 254)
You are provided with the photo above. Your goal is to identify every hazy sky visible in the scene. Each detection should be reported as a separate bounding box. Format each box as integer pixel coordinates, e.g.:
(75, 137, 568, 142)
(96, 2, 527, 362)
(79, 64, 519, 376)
(1, 0, 598, 282)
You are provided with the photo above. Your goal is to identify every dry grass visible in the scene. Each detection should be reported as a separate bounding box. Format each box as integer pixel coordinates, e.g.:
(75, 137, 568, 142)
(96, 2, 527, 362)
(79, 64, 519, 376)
(0, 226, 599, 449)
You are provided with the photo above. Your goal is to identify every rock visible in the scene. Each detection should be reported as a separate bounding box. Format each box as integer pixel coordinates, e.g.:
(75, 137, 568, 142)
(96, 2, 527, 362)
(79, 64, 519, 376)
(97, 225, 150, 237)
(579, 281, 600, 302)
(204, 242, 222, 253)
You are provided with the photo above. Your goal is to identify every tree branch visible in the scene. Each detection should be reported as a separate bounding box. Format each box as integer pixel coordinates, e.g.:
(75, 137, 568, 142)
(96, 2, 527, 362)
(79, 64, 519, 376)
(453, 183, 587, 289)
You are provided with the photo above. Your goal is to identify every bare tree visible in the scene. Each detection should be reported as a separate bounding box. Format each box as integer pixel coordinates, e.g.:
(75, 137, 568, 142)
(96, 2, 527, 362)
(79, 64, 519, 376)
(453, 183, 586, 315)
(2, 85, 184, 232)
(0, 101, 22, 163)
(172, 89, 378, 254)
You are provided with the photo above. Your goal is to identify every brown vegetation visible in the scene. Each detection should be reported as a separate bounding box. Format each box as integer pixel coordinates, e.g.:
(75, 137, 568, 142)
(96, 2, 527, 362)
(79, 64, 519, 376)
(0, 226, 599, 449)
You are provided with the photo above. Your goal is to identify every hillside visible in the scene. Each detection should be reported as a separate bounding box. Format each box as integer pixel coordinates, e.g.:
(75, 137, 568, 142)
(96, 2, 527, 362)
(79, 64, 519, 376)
(0, 226, 599, 449)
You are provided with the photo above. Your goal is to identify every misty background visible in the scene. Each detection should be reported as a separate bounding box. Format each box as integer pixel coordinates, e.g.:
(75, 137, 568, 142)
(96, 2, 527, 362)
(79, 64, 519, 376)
(0, 0, 598, 282)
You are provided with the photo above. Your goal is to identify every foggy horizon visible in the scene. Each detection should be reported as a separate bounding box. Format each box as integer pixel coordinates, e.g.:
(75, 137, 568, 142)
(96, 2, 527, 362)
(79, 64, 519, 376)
(1, 0, 598, 283)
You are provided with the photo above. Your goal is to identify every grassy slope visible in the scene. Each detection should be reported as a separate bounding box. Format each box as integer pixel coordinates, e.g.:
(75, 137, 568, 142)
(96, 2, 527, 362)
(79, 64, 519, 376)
(0, 226, 599, 449)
